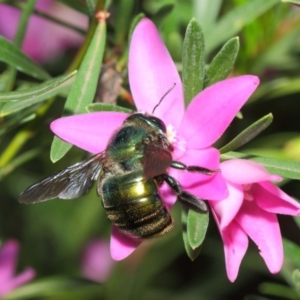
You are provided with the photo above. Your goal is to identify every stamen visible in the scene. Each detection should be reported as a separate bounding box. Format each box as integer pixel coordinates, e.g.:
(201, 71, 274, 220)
(166, 124, 187, 159)
(166, 125, 177, 143)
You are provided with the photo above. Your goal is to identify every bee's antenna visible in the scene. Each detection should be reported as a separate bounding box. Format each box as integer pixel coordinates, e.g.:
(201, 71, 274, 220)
(152, 83, 176, 114)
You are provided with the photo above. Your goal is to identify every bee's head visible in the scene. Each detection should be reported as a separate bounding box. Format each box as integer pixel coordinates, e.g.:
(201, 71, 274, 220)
(124, 113, 167, 133)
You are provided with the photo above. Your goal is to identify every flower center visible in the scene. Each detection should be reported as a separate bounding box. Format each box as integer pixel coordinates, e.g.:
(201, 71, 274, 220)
(243, 184, 254, 201)
(166, 124, 186, 160)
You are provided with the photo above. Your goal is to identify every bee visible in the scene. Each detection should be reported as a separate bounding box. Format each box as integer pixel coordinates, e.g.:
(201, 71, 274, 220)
(19, 96, 218, 239)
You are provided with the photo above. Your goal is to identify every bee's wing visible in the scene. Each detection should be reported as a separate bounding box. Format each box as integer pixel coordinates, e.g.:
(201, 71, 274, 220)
(143, 144, 172, 180)
(19, 153, 105, 204)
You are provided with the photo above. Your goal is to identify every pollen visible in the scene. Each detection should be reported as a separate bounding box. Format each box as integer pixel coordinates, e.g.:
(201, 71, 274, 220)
(166, 124, 187, 160)
(166, 125, 177, 144)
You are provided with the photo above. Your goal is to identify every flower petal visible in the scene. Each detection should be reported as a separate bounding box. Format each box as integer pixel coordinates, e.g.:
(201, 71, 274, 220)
(159, 181, 177, 209)
(211, 209, 248, 282)
(110, 226, 141, 261)
(50, 112, 129, 154)
(0, 268, 35, 296)
(81, 239, 114, 282)
(0, 240, 18, 281)
(235, 200, 283, 274)
(210, 181, 244, 229)
(0, 2, 87, 63)
(179, 75, 260, 148)
(129, 18, 184, 128)
(221, 159, 278, 184)
(185, 172, 228, 200)
(223, 223, 248, 282)
(176, 148, 228, 200)
(253, 182, 300, 216)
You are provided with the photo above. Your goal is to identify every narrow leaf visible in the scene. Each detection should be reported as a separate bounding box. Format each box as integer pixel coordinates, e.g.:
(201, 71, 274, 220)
(129, 13, 145, 45)
(292, 270, 300, 297)
(152, 4, 174, 28)
(182, 207, 202, 261)
(206, 0, 280, 53)
(283, 238, 300, 268)
(4, 0, 37, 91)
(114, 0, 135, 45)
(219, 113, 273, 154)
(259, 282, 297, 300)
(58, 0, 89, 14)
(221, 151, 300, 180)
(50, 17, 107, 163)
(187, 210, 209, 250)
(14, 0, 36, 47)
(182, 18, 205, 106)
(0, 149, 40, 180)
(85, 0, 97, 17)
(0, 71, 76, 116)
(204, 37, 239, 87)
(0, 110, 36, 138)
(3, 277, 92, 299)
(86, 103, 132, 113)
(0, 36, 50, 80)
(194, 0, 222, 35)
(281, 0, 300, 6)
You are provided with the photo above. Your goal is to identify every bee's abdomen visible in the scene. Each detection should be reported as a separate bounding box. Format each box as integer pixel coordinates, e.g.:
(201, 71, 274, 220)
(101, 170, 173, 239)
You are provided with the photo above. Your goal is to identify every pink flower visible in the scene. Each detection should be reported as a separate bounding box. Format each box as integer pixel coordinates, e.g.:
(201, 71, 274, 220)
(210, 159, 300, 282)
(50, 18, 259, 260)
(0, 0, 88, 62)
(81, 239, 115, 282)
(0, 240, 35, 296)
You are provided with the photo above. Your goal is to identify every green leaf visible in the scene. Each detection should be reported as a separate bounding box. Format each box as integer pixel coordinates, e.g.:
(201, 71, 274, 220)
(221, 151, 300, 180)
(85, 0, 97, 17)
(182, 207, 202, 261)
(219, 113, 273, 154)
(114, 0, 135, 45)
(0, 36, 50, 80)
(50, 18, 107, 163)
(14, 0, 36, 47)
(259, 282, 297, 300)
(152, 4, 174, 28)
(128, 13, 145, 45)
(117, 13, 145, 70)
(86, 103, 132, 113)
(187, 209, 209, 250)
(0, 71, 76, 116)
(0, 149, 40, 180)
(0, 109, 36, 138)
(292, 270, 300, 296)
(0, 70, 12, 93)
(4, 0, 37, 91)
(281, 0, 300, 6)
(2, 277, 95, 300)
(250, 77, 300, 103)
(182, 18, 205, 106)
(194, 0, 222, 35)
(204, 37, 239, 88)
(283, 239, 300, 268)
(58, 0, 89, 14)
(206, 0, 280, 53)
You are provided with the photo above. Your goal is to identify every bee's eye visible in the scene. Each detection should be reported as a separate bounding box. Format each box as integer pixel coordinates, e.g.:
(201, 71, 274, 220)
(148, 117, 166, 133)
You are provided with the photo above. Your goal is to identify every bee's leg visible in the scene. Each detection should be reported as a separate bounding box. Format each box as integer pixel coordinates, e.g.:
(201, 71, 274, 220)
(161, 174, 208, 213)
(170, 161, 219, 175)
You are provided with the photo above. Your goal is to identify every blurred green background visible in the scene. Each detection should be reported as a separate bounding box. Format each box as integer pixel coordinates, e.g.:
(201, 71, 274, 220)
(2, 0, 300, 299)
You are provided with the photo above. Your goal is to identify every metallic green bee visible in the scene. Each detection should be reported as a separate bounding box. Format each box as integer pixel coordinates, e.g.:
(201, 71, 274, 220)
(19, 112, 217, 239)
